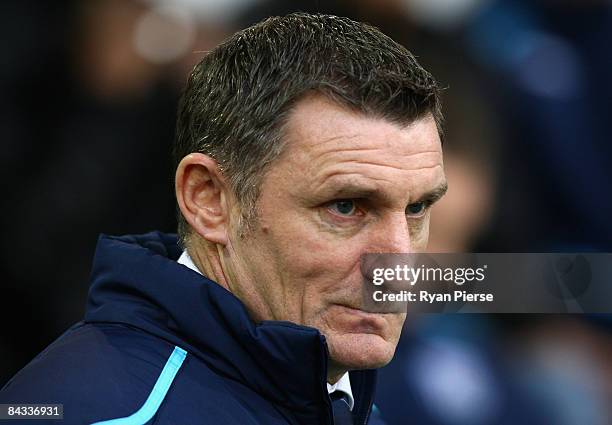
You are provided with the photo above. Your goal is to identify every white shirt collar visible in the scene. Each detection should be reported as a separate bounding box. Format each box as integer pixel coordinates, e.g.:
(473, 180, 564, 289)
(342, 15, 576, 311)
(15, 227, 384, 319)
(177, 250, 202, 275)
(177, 250, 354, 411)
(327, 372, 355, 410)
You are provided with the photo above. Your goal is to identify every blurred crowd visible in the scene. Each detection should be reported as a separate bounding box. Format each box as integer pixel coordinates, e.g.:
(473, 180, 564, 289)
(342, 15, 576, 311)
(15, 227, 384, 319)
(1, 0, 611, 423)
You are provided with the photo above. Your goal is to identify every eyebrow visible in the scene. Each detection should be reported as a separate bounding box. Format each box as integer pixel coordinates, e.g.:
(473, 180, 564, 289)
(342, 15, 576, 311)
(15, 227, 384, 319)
(418, 181, 448, 204)
(325, 184, 381, 201)
(318, 180, 448, 205)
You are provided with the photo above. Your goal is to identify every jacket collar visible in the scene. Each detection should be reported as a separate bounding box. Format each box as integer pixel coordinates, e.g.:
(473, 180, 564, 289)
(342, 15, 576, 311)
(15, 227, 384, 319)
(84, 232, 376, 424)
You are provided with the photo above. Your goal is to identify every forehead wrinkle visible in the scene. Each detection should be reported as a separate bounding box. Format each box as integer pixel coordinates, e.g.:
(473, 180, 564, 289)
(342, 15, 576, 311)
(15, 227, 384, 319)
(310, 160, 443, 199)
(308, 151, 446, 204)
(281, 107, 444, 201)
(308, 141, 442, 189)
(312, 171, 394, 193)
(316, 160, 443, 182)
(302, 136, 382, 164)
(307, 132, 361, 147)
(289, 116, 442, 170)
(303, 134, 441, 161)
(307, 148, 443, 184)
(301, 129, 440, 157)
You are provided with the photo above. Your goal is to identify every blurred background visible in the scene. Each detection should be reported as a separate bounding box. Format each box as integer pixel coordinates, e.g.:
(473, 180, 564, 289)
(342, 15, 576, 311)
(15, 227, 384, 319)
(1, 0, 611, 423)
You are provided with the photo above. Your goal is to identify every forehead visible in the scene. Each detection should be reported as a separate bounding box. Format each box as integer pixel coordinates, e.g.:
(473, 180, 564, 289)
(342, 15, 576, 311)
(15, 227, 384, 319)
(273, 95, 444, 201)
(283, 95, 440, 155)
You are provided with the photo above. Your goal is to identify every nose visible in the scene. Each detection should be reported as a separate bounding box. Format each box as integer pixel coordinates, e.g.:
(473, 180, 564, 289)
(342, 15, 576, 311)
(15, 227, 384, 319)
(371, 212, 412, 253)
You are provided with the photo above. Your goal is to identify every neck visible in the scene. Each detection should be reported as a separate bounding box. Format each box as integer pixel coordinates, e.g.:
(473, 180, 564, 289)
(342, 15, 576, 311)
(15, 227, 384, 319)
(188, 239, 231, 292)
(187, 237, 275, 323)
(327, 373, 343, 385)
(328, 361, 348, 384)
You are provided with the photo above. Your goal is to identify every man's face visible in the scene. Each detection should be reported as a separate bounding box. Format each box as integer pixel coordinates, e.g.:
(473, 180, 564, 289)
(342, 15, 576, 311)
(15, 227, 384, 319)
(225, 95, 445, 375)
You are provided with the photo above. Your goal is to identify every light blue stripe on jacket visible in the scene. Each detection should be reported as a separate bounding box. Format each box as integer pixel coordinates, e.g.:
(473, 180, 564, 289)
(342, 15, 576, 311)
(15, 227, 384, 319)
(91, 346, 187, 425)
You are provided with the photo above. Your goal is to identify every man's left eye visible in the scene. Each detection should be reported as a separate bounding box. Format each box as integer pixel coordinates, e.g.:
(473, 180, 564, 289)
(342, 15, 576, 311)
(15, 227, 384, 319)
(406, 201, 427, 216)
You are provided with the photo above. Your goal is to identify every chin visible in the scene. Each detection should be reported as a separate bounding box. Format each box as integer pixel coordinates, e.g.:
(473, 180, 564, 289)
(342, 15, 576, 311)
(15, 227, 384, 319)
(327, 333, 398, 370)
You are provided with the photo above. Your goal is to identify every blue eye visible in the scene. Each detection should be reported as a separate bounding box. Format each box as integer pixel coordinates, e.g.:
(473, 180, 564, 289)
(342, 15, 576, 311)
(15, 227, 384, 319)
(329, 200, 357, 216)
(406, 201, 427, 216)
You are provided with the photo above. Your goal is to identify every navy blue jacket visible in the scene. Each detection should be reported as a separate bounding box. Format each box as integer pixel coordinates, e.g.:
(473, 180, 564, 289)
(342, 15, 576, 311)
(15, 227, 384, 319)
(0, 232, 383, 424)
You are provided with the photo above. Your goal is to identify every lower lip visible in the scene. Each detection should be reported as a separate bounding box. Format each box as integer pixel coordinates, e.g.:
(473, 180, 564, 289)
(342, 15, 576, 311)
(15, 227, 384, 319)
(331, 304, 387, 334)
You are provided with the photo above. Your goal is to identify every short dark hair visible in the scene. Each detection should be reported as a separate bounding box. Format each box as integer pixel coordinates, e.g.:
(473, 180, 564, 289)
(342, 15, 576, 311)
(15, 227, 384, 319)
(173, 12, 442, 243)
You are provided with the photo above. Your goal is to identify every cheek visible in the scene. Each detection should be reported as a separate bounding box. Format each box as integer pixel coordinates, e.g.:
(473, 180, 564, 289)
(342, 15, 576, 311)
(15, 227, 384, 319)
(259, 205, 363, 276)
(278, 228, 363, 283)
(252, 223, 365, 319)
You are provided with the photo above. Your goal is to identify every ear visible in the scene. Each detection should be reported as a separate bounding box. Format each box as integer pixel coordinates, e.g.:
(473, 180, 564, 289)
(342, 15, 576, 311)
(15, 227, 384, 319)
(175, 153, 230, 245)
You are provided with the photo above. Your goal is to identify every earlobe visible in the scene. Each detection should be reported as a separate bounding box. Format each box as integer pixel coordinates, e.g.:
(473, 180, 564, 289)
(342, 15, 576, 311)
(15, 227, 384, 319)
(175, 153, 229, 245)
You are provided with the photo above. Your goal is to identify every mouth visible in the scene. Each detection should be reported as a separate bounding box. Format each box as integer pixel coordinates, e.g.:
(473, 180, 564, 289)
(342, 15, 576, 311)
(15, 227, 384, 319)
(331, 304, 389, 335)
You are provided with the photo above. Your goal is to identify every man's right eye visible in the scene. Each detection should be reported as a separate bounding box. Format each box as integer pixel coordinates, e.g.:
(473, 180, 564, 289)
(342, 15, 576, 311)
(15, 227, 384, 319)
(328, 200, 358, 216)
